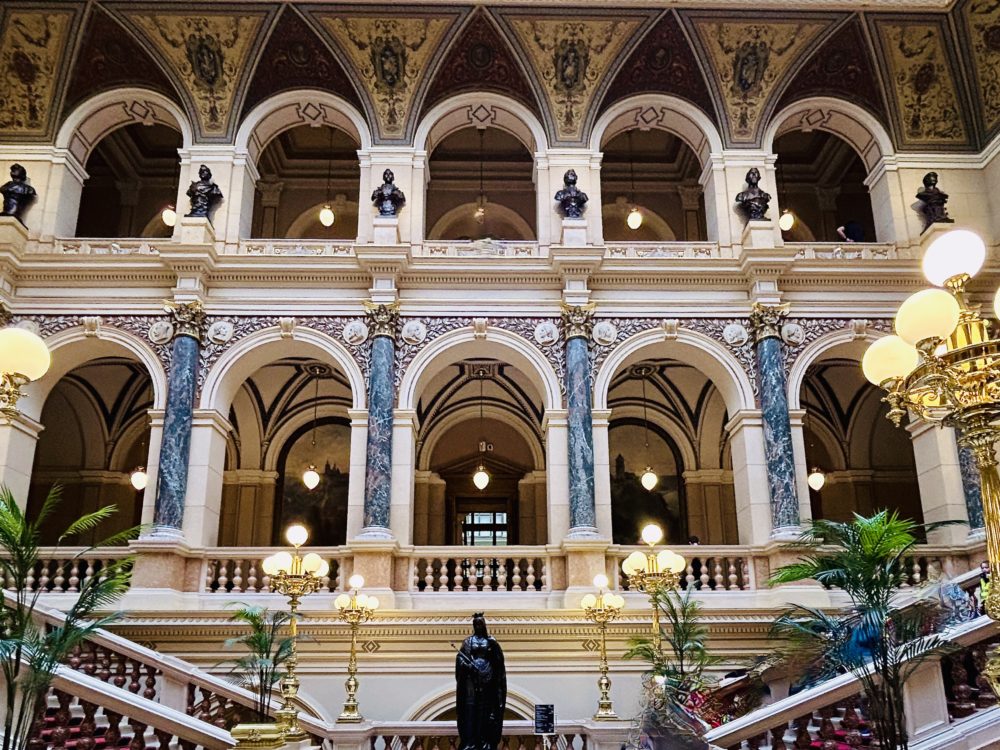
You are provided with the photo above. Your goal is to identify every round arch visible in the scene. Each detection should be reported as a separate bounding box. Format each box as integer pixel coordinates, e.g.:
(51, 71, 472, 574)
(414, 92, 548, 156)
(235, 89, 373, 166)
(398, 327, 561, 413)
(606, 404, 698, 470)
(763, 97, 895, 174)
(199, 326, 366, 413)
(787, 325, 884, 409)
(594, 327, 755, 416)
(417, 403, 545, 472)
(25, 326, 168, 422)
(57, 88, 192, 168)
(590, 95, 724, 167)
(600, 202, 677, 241)
(404, 686, 536, 722)
(286, 199, 360, 239)
(261, 406, 354, 473)
(428, 202, 535, 241)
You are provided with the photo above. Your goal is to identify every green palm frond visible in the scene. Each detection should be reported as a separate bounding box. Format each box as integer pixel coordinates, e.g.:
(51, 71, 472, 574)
(57, 505, 119, 542)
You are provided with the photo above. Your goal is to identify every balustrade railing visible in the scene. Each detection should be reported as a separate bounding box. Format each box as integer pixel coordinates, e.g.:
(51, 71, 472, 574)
(604, 241, 729, 260)
(32, 237, 163, 255)
(204, 547, 348, 593)
(363, 721, 590, 750)
(785, 241, 899, 261)
(416, 239, 542, 258)
(238, 239, 355, 256)
(408, 548, 551, 592)
(0, 548, 130, 593)
(609, 546, 754, 592)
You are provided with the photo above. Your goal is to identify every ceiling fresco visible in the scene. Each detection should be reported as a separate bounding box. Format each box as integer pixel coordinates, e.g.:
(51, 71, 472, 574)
(0, 2, 996, 152)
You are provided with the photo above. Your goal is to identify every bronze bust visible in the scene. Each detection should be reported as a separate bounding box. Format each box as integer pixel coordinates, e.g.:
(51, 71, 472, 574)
(735, 167, 771, 221)
(554, 169, 588, 218)
(0, 164, 37, 224)
(371, 168, 406, 217)
(185, 164, 223, 218)
(456, 613, 506, 750)
(916, 171, 954, 230)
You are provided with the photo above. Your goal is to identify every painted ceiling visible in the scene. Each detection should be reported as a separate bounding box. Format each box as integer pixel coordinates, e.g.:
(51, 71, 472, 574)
(0, 2, 997, 151)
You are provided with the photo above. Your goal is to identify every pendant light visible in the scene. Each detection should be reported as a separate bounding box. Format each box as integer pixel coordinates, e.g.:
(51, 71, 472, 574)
(807, 467, 826, 491)
(303, 372, 321, 490)
(626, 131, 643, 230)
(130, 429, 149, 490)
(637, 365, 657, 491)
(161, 205, 177, 227)
(472, 368, 490, 490)
(318, 126, 336, 227)
(777, 156, 795, 231)
(473, 128, 487, 226)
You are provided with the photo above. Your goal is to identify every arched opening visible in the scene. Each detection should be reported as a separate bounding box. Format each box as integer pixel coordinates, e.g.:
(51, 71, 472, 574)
(219, 359, 354, 546)
(414, 359, 546, 546)
(426, 127, 536, 241)
(801, 357, 922, 526)
(606, 359, 735, 546)
(774, 130, 876, 243)
(27, 358, 152, 544)
(250, 124, 360, 240)
(74, 123, 181, 238)
(599, 129, 706, 242)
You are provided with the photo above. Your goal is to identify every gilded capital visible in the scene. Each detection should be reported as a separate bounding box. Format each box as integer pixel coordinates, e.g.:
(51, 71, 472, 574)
(163, 300, 208, 341)
(0, 302, 12, 328)
(748, 302, 789, 343)
(364, 302, 400, 339)
(561, 303, 595, 340)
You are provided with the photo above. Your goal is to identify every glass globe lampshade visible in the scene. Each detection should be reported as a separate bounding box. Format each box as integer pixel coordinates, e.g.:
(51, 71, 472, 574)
(355, 593, 370, 609)
(894, 288, 961, 346)
(607, 593, 625, 609)
(581, 593, 597, 609)
(622, 550, 647, 576)
(778, 209, 795, 231)
(348, 574, 365, 590)
(473, 465, 490, 490)
(640, 468, 658, 491)
(161, 206, 177, 227)
(302, 465, 320, 490)
(285, 523, 309, 548)
(367, 596, 380, 611)
(301, 552, 324, 575)
(807, 468, 826, 491)
(922, 229, 986, 286)
(335, 593, 351, 609)
(261, 554, 279, 577)
(129, 467, 148, 491)
(657, 550, 686, 574)
(862, 335, 920, 385)
(994, 286, 1000, 322)
(626, 207, 643, 230)
(593, 573, 609, 590)
(641, 523, 664, 546)
(0, 327, 51, 381)
(319, 204, 335, 227)
(267, 551, 293, 576)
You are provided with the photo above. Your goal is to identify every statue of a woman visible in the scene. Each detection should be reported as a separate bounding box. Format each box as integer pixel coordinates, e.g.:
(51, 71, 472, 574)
(371, 168, 406, 217)
(185, 164, 223, 218)
(554, 169, 588, 218)
(0, 164, 37, 224)
(735, 167, 771, 221)
(456, 613, 506, 750)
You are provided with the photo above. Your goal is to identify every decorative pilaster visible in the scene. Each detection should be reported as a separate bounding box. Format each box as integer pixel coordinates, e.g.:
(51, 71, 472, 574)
(749, 302, 799, 535)
(151, 301, 207, 535)
(360, 303, 399, 537)
(563, 304, 598, 536)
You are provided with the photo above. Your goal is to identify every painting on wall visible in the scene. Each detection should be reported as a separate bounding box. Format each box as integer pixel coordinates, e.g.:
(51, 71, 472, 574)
(278, 422, 351, 546)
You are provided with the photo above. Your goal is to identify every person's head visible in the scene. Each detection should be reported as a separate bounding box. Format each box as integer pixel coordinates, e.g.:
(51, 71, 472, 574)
(472, 612, 488, 637)
(564, 169, 578, 186)
(687, 535, 700, 545)
(746, 167, 760, 185)
(982, 561, 990, 576)
(198, 164, 211, 181)
(10, 164, 26, 181)
(924, 171, 938, 187)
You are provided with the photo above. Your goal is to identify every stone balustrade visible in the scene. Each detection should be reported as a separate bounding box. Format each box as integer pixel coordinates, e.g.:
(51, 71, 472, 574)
(204, 547, 349, 594)
(416, 239, 543, 257)
(604, 241, 732, 259)
(407, 547, 552, 592)
(784, 241, 900, 261)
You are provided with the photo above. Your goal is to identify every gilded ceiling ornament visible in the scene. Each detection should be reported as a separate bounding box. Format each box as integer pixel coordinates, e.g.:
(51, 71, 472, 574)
(691, 20, 827, 142)
(319, 16, 452, 139)
(508, 18, 640, 141)
(874, 21, 967, 146)
(126, 13, 265, 136)
(0, 9, 75, 135)
(963, 1, 1000, 134)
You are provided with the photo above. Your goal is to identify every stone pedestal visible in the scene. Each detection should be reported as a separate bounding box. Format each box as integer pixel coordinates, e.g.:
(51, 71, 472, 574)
(908, 420, 970, 545)
(561, 539, 610, 607)
(741, 219, 777, 250)
(0, 412, 43, 508)
(127, 537, 202, 602)
(349, 540, 399, 609)
(372, 216, 400, 245)
(0, 215, 29, 251)
(560, 217, 588, 247)
(177, 216, 216, 246)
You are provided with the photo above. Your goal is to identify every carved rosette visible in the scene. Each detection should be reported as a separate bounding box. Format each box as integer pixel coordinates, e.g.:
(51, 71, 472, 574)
(365, 303, 400, 339)
(164, 301, 208, 341)
(748, 303, 789, 344)
(562, 305, 595, 341)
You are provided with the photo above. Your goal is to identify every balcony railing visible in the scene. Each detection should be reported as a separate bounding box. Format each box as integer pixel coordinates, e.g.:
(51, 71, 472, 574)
(604, 241, 731, 259)
(406, 547, 552, 592)
(237, 239, 356, 256)
(785, 241, 899, 260)
(28, 237, 164, 255)
(416, 239, 542, 257)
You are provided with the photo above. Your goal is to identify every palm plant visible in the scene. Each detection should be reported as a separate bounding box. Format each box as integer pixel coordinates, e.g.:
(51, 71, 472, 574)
(769, 510, 960, 750)
(222, 603, 295, 720)
(0, 485, 137, 750)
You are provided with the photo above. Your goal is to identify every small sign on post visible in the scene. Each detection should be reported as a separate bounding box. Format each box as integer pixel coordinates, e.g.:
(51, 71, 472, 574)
(534, 704, 555, 737)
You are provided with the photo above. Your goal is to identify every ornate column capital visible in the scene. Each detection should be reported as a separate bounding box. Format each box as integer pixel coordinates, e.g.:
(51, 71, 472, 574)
(164, 300, 207, 341)
(677, 184, 703, 211)
(364, 302, 400, 339)
(562, 303, 595, 340)
(749, 302, 789, 343)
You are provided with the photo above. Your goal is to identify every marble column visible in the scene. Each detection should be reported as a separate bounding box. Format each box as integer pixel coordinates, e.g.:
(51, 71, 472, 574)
(563, 305, 597, 536)
(749, 303, 799, 535)
(360, 304, 398, 537)
(151, 301, 206, 535)
(959, 444, 985, 532)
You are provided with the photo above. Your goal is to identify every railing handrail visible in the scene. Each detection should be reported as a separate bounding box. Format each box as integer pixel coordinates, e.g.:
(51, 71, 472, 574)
(404, 546, 553, 556)
(354, 719, 591, 735)
(702, 614, 996, 747)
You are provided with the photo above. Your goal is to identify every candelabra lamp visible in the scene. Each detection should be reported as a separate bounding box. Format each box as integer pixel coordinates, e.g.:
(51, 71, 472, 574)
(261, 524, 329, 740)
(620, 523, 686, 650)
(334, 575, 379, 723)
(0, 326, 50, 416)
(581, 574, 625, 720)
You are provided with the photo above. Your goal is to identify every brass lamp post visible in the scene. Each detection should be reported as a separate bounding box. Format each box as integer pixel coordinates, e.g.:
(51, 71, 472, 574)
(581, 573, 625, 720)
(261, 524, 329, 740)
(334, 574, 379, 723)
(620, 523, 686, 650)
(0, 326, 50, 416)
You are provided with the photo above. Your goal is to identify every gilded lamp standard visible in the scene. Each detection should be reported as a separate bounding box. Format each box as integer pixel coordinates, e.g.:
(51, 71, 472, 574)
(0, 326, 50, 416)
(620, 523, 685, 650)
(334, 575, 379, 723)
(261, 524, 328, 740)
(581, 574, 625, 720)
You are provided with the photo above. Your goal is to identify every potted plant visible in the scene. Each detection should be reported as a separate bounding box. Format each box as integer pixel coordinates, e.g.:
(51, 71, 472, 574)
(221, 603, 295, 721)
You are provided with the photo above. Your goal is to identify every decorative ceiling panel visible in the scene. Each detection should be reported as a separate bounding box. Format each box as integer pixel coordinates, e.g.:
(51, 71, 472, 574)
(420, 10, 541, 122)
(111, 4, 275, 140)
(496, 10, 656, 143)
(303, 8, 465, 141)
(684, 16, 832, 144)
(960, 0, 1000, 139)
(0, 5, 82, 140)
(870, 16, 970, 148)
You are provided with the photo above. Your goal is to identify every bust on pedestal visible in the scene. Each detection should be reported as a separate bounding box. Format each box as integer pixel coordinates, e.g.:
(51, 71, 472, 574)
(0, 164, 37, 226)
(371, 169, 405, 244)
(555, 169, 589, 246)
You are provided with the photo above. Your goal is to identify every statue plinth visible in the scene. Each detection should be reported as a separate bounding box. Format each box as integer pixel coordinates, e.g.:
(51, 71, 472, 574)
(0, 215, 29, 253)
(372, 215, 400, 245)
(741, 219, 778, 250)
(177, 216, 216, 246)
(919, 220, 954, 254)
(560, 217, 588, 247)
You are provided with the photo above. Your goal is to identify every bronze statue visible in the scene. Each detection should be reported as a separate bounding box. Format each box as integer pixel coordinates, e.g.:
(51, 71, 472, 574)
(735, 167, 771, 221)
(554, 169, 588, 218)
(0, 164, 37, 224)
(456, 613, 506, 750)
(916, 171, 954, 230)
(371, 169, 406, 217)
(185, 165, 223, 218)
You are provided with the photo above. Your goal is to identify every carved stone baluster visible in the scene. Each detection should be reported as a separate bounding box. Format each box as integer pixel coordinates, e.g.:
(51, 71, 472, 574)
(246, 561, 258, 593)
(128, 718, 148, 750)
(439, 559, 450, 592)
(512, 560, 522, 591)
(83, 559, 96, 589)
(186, 683, 197, 715)
(498, 558, 508, 591)
(25, 564, 35, 592)
(232, 560, 243, 593)
(52, 560, 65, 592)
(81, 641, 97, 676)
(68, 560, 80, 592)
(911, 557, 922, 586)
(526, 562, 536, 590)
(113, 652, 128, 689)
(49, 689, 73, 750)
(206, 560, 216, 592)
(128, 659, 142, 694)
(321, 561, 331, 592)
(76, 699, 98, 750)
(841, 695, 860, 729)
(483, 561, 493, 591)
(542, 560, 550, 591)
(38, 560, 50, 591)
(453, 561, 464, 593)
(729, 559, 739, 590)
(217, 561, 229, 591)
(685, 561, 695, 589)
(701, 559, 712, 590)
(770, 726, 787, 750)
(423, 559, 435, 591)
(97, 646, 112, 683)
(68, 643, 83, 671)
